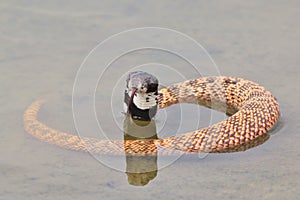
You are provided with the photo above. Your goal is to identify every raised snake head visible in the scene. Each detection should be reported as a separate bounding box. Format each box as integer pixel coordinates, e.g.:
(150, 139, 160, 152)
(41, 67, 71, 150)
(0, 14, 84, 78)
(124, 71, 159, 121)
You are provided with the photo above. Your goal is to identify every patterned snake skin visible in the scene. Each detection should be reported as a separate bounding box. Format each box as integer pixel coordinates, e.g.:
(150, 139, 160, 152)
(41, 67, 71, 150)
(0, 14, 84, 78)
(24, 76, 280, 155)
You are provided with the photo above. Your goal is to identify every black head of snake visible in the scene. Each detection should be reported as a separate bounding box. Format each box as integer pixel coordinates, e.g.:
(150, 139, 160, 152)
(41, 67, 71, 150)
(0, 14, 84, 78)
(124, 71, 159, 121)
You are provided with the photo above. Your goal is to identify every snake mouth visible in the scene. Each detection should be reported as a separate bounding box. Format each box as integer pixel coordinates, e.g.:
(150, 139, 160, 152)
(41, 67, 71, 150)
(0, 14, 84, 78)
(128, 87, 137, 116)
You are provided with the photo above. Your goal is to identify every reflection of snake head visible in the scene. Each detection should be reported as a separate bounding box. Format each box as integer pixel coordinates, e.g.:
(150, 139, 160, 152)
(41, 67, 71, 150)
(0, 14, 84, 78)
(124, 71, 159, 121)
(123, 112, 159, 186)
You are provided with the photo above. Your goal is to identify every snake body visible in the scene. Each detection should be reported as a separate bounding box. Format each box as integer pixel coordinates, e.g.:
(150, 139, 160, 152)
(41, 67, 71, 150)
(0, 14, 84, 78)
(24, 76, 280, 155)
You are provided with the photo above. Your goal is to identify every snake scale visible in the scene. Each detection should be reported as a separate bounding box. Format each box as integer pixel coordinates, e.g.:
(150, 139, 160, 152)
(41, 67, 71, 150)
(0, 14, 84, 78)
(24, 76, 280, 155)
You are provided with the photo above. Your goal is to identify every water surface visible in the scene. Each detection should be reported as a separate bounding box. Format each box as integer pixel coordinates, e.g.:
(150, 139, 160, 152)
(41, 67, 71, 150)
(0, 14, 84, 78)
(1, 1, 299, 199)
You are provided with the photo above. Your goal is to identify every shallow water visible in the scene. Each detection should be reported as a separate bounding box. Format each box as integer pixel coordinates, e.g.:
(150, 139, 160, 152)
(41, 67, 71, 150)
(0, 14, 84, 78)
(1, 1, 300, 199)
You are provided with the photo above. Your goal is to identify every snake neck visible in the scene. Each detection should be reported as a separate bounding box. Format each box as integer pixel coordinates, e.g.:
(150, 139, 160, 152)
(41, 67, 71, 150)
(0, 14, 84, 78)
(124, 89, 158, 121)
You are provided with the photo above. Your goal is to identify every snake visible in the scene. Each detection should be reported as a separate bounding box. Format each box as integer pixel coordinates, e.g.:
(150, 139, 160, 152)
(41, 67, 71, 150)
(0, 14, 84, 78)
(24, 72, 280, 155)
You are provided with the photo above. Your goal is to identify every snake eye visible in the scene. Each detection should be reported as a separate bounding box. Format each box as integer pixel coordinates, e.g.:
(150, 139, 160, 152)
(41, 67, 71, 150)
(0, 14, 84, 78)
(147, 83, 158, 93)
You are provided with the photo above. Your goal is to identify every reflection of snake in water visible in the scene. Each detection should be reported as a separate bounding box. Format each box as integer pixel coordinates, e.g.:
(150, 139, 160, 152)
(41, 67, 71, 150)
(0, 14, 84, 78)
(24, 71, 280, 155)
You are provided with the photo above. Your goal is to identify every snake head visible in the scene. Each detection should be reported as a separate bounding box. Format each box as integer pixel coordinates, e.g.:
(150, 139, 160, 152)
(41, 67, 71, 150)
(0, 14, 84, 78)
(126, 71, 158, 93)
(125, 71, 159, 120)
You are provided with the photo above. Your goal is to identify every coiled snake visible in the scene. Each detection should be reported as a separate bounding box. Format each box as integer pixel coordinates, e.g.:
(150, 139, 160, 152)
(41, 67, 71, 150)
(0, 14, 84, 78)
(24, 75, 280, 155)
